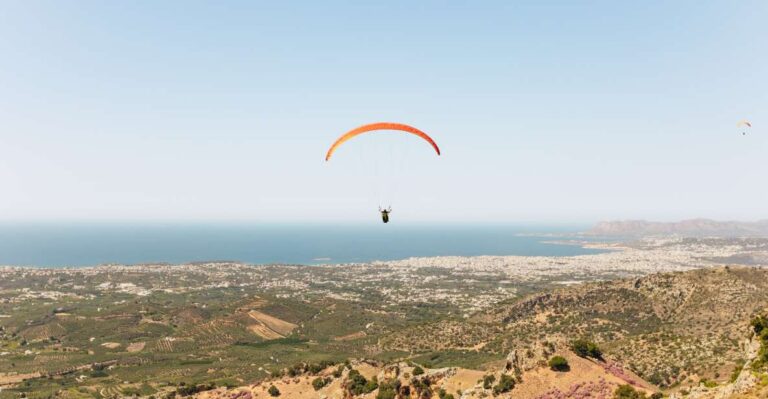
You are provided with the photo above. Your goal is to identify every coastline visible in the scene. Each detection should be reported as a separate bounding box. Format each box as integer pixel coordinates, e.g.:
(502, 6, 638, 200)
(0, 225, 605, 268)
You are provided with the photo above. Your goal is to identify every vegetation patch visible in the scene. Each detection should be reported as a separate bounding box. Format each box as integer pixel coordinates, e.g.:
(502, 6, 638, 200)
(548, 356, 570, 372)
(344, 369, 378, 396)
(751, 314, 768, 370)
(571, 339, 603, 360)
(492, 374, 515, 395)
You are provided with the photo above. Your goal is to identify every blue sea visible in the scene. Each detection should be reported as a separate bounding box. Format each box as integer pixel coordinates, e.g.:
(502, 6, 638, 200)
(0, 223, 604, 267)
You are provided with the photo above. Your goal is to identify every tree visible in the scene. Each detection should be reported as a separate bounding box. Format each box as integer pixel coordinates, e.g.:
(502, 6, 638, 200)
(493, 374, 515, 394)
(548, 356, 570, 372)
(268, 385, 280, 397)
(412, 366, 425, 376)
(571, 339, 603, 360)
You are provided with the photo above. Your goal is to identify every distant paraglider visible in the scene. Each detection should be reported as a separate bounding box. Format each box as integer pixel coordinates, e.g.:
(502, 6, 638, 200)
(737, 120, 752, 136)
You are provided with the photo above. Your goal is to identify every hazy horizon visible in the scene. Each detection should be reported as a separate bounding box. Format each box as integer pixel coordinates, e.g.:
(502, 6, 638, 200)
(2, 1, 766, 223)
(0, 217, 766, 226)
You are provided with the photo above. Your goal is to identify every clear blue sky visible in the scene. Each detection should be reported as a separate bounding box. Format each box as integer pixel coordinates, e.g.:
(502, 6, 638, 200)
(1, 1, 766, 223)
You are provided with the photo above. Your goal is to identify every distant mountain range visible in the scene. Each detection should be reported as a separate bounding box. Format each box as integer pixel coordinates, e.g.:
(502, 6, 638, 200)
(587, 218, 768, 237)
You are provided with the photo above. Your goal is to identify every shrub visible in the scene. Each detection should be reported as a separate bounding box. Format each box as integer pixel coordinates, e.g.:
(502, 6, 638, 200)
(364, 379, 379, 394)
(268, 385, 280, 397)
(312, 377, 330, 391)
(121, 387, 141, 397)
(287, 363, 307, 377)
(412, 366, 424, 376)
(751, 315, 768, 335)
(376, 389, 396, 399)
(571, 339, 603, 360)
(614, 384, 647, 399)
(346, 370, 378, 395)
(90, 369, 109, 378)
(482, 374, 495, 389)
(730, 359, 745, 382)
(548, 356, 570, 372)
(176, 383, 215, 396)
(437, 387, 455, 399)
(376, 379, 400, 399)
(308, 360, 334, 374)
(410, 376, 432, 398)
(751, 314, 768, 370)
(701, 379, 717, 388)
(492, 374, 515, 394)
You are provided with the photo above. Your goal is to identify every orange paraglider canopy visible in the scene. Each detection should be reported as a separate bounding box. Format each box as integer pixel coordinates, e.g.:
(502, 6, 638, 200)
(325, 122, 441, 161)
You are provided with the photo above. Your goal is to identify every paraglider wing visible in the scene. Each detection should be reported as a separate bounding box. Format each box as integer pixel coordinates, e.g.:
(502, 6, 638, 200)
(737, 120, 752, 135)
(325, 122, 441, 161)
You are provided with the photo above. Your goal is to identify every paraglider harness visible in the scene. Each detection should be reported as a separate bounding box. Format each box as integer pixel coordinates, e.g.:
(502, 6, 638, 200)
(379, 206, 392, 223)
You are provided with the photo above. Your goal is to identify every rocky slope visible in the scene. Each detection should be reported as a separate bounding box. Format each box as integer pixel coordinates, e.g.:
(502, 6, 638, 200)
(382, 266, 768, 392)
(194, 349, 654, 399)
